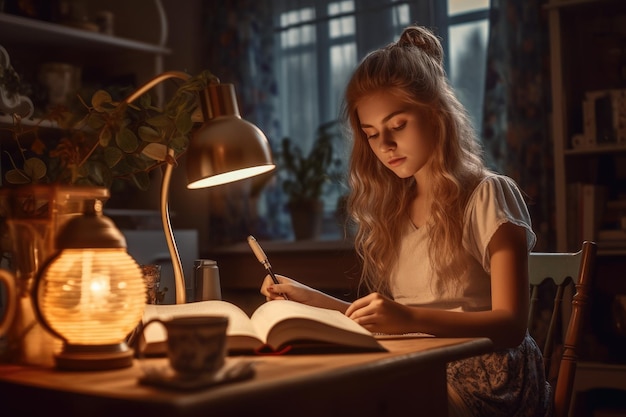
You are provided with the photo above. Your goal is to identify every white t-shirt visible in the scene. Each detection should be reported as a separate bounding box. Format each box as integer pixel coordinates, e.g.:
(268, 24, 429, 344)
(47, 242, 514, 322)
(390, 175, 536, 312)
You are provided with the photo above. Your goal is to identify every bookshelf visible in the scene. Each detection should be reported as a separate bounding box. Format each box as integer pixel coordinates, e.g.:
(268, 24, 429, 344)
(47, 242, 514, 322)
(548, 0, 626, 255)
(548, 1, 626, 415)
(0, 3, 171, 124)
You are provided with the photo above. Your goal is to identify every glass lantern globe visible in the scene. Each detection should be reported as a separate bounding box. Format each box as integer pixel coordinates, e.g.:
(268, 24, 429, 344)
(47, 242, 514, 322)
(34, 199, 146, 370)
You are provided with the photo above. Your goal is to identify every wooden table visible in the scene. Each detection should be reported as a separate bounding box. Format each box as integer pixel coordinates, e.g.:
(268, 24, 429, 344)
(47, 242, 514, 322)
(0, 336, 492, 417)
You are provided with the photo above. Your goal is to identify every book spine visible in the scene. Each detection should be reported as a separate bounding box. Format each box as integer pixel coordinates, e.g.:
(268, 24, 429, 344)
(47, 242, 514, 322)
(580, 184, 606, 243)
(566, 183, 581, 250)
(581, 184, 596, 241)
(612, 89, 626, 145)
(582, 88, 626, 148)
(582, 94, 598, 147)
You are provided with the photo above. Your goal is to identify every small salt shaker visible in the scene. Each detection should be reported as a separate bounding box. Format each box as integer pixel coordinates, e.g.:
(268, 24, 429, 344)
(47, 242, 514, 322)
(194, 259, 222, 301)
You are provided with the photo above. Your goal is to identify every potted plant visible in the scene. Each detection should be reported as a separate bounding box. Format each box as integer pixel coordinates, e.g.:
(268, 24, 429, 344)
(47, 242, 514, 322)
(1, 70, 216, 190)
(278, 120, 343, 240)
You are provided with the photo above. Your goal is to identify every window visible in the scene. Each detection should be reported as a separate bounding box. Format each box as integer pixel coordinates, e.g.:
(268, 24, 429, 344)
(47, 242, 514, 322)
(446, 0, 490, 135)
(271, 0, 489, 240)
(275, 1, 358, 154)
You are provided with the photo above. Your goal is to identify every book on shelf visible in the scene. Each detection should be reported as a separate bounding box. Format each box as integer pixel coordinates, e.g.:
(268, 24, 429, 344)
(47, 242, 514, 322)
(596, 228, 626, 250)
(596, 199, 626, 249)
(582, 89, 626, 147)
(581, 184, 606, 242)
(566, 183, 607, 248)
(140, 299, 387, 355)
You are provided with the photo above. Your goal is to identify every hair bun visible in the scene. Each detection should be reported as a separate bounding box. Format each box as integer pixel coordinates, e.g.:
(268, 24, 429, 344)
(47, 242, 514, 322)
(397, 26, 444, 65)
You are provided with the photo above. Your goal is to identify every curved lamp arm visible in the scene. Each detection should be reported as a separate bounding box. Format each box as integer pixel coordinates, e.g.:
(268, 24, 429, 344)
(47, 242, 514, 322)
(124, 71, 191, 304)
(160, 149, 185, 303)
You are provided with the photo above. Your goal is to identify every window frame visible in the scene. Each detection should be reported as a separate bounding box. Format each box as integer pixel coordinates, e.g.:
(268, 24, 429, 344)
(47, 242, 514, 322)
(269, 0, 490, 240)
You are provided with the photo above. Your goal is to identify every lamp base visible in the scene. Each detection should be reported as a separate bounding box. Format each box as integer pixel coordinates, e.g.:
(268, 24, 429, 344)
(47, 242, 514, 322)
(55, 342, 134, 371)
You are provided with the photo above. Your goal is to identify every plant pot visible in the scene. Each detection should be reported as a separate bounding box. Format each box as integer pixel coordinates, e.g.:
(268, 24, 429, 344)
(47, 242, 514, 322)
(288, 200, 323, 240)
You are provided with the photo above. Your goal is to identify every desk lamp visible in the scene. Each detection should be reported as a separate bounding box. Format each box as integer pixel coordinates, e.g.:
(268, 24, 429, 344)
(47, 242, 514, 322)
(123, 71, 275, 303)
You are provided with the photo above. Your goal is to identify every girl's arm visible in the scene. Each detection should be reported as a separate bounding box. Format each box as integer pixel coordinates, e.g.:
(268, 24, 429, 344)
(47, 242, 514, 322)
(346, 222, 530, 349)
(260, 274, 351, 312)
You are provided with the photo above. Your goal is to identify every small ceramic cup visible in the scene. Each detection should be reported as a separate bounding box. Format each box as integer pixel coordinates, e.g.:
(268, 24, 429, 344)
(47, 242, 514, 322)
(143, 315, 228, 376)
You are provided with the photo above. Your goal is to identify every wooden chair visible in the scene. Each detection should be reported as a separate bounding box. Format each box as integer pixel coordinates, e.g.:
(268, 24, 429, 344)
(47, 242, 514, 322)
(527, 241, 598, 417)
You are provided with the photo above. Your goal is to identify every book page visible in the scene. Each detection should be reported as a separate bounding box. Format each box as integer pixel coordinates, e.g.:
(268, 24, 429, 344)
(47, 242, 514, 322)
(249, 300, 369, 337)
(142, 300, 263, 351)
(249, 300, 383, 351)
(373, 333, 434, 339)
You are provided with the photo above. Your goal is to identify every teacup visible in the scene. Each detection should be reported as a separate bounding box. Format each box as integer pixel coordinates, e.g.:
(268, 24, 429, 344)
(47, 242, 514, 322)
(143, 315, 228, 376)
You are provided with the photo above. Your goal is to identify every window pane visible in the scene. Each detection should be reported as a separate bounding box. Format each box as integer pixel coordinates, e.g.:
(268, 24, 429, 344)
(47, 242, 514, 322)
(328, 43, 356, 211)
(280, 8, 316, 47)
(327, 0, 356, 119)
(392, 3, 411, 32)
(448, 0, 489, 16)
(328, 1, 355, 38)
(277, 4, 319, 145)
(279, 51, 319, 151)
(329, 15, 355, 38)
(328, 0, 354, 15)
(330, 44, 356, 104)
(449, 19, 489, 134)
(280, 7, 314, 25)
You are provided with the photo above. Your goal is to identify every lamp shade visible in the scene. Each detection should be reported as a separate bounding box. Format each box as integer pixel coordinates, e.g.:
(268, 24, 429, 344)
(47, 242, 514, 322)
(186, 83, 275, 189)
(34, 200, 145, 370)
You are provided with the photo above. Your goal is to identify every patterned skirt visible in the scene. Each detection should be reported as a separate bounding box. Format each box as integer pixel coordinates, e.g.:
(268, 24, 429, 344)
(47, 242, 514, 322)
(447, 332, 552, 417)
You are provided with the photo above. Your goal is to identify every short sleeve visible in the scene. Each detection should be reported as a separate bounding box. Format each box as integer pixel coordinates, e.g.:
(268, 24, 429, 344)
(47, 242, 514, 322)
(463, 175, 537, 272)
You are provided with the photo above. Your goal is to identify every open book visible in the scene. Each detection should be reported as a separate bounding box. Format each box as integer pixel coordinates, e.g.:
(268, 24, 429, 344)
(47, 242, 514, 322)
(140, 300, 387, 355)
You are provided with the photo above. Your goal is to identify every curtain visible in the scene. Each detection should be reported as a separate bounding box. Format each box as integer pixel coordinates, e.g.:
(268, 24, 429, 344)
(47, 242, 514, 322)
(201, 0, 282, 245)
(481, 0, 554, 250)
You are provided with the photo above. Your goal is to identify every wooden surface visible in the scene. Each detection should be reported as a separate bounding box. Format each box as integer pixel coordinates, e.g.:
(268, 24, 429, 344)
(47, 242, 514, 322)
(0, 336, 492, 417)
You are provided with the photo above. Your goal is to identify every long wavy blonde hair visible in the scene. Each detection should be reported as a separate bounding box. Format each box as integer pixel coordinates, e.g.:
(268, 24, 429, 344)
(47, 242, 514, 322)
(343, 26, 487, 296)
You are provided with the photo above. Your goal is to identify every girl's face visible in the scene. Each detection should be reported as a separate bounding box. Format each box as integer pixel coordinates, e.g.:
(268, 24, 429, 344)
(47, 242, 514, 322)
(357, 91, 434, 180)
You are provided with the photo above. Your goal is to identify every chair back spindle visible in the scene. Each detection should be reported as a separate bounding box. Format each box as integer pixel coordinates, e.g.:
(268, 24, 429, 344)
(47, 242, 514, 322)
(527, 241, 597, 417)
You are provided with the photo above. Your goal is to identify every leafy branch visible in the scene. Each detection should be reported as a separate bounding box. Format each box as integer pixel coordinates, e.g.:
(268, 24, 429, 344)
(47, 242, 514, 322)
(2, 70, 217, 190)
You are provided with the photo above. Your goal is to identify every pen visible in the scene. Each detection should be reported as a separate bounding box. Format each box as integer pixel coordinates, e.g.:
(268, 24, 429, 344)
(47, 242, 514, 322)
(247, 235, 289, 300)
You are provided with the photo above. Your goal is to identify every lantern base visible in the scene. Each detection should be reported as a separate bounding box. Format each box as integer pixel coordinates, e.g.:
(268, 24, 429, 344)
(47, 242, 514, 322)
(55, 342, 134, 371)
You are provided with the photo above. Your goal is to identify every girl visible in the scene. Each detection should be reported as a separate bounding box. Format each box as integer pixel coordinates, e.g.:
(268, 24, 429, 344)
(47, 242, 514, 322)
(261, 25, 551, 417)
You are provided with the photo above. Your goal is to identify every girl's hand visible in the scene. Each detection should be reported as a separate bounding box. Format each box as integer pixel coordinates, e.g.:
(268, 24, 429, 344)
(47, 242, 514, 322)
(260, 274, 319, 303)
(260, 274, 352, 312)
(345, 293, 416, 334)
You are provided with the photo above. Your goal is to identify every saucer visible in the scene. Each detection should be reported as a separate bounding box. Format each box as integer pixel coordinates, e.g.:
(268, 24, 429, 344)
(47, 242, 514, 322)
(139, 359, 256, 390)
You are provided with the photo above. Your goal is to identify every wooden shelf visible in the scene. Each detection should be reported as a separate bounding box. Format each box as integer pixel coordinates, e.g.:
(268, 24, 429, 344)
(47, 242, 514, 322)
(0, 12, 170, 55)
(545, 0, 621, 10)
(598, 248, 626, 256)
(565, 144, 626, 155)
(0, 114, 57, 128)
(0, 6, 171, 128)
